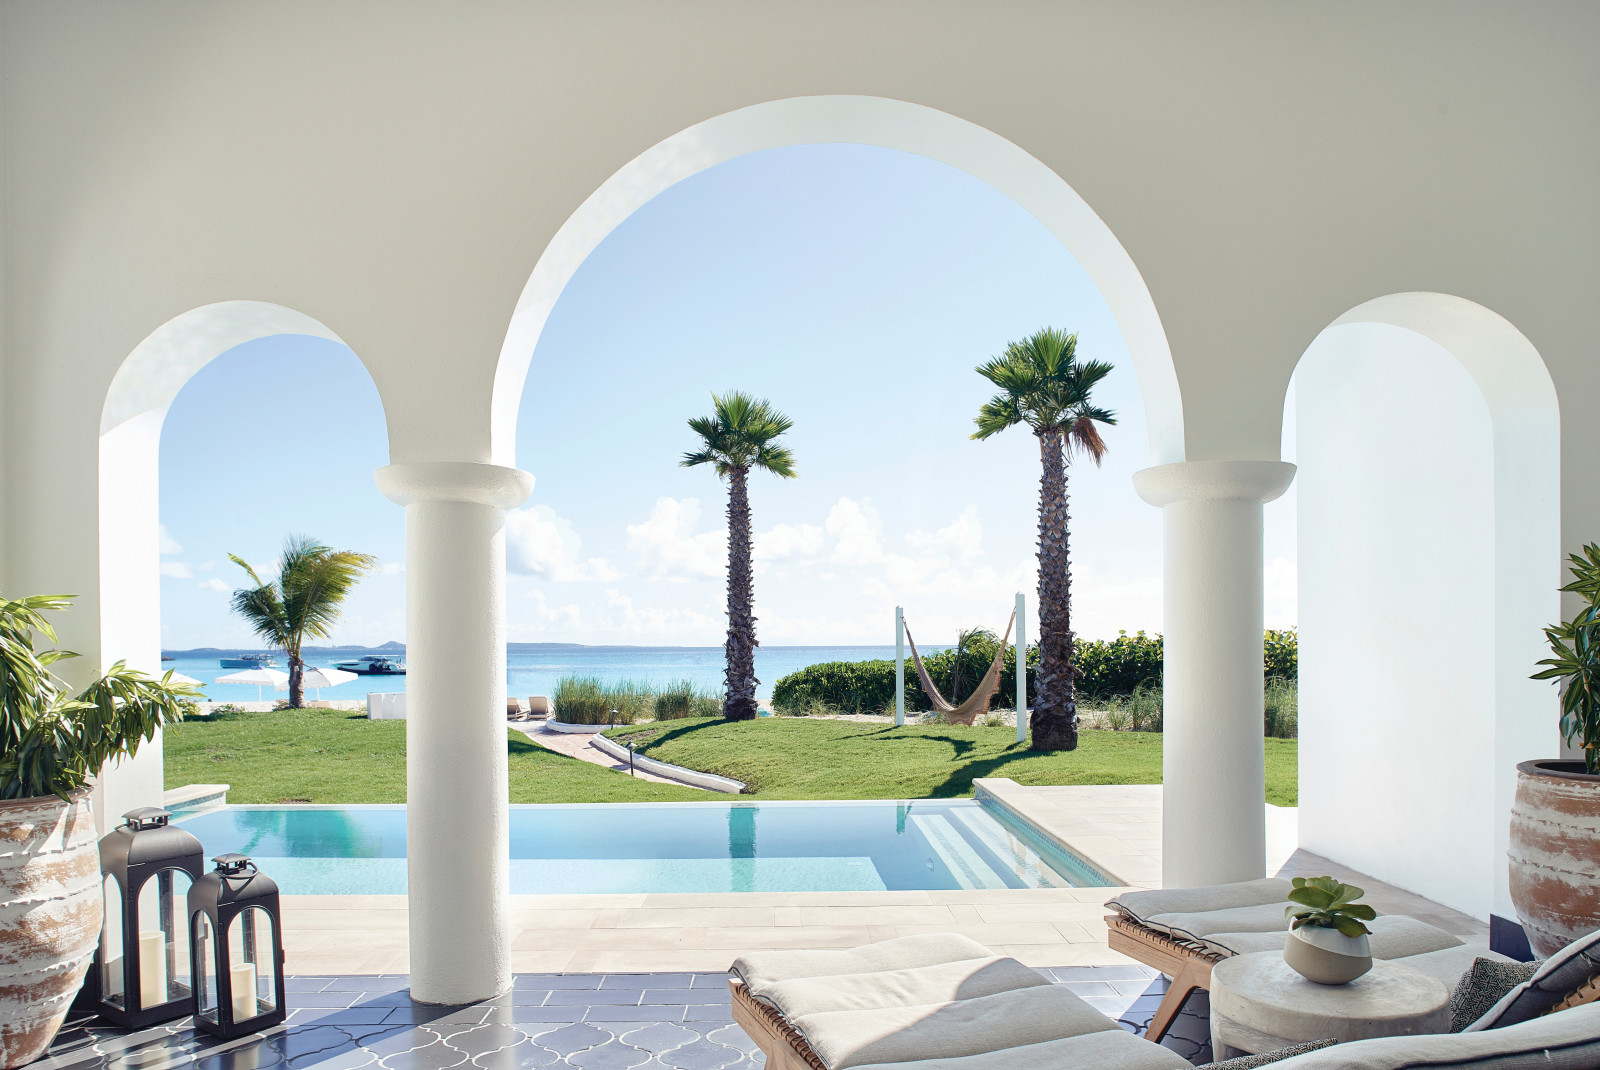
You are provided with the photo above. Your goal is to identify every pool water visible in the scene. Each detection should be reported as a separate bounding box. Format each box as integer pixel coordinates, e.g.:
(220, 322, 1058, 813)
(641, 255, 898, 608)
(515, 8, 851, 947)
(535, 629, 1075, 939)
(174, 800, 1112, 895)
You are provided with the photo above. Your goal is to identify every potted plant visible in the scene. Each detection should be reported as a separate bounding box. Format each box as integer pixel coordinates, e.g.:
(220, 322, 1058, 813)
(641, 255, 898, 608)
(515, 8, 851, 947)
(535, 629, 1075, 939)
(0, 594, 195, 1068)
(1282, 876, 1377, 985)
(1514, 543, 1600, 956)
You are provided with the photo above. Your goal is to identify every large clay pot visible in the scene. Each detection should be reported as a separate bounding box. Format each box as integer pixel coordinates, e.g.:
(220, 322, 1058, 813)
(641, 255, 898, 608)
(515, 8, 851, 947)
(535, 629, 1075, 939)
(0, 790, 103, 1069)
(1509, 760, 1600, 958)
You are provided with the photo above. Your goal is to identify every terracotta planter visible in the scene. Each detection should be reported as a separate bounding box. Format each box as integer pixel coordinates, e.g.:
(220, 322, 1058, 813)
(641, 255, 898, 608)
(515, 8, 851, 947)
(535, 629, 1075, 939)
(1282, 924, 1373, 985)
(1508, 760, 1600, 958)
(0, 790, 103, 1069)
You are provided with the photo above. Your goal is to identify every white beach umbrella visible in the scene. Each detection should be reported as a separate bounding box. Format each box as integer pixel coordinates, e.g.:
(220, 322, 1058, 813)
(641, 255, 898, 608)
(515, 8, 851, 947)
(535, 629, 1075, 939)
(166, 672, 203, 688)
(275, 666, 359, 699)
(216, 666, 290, 702)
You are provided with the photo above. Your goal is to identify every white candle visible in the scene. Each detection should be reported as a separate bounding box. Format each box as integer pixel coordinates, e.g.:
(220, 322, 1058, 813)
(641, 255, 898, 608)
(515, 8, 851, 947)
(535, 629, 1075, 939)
(138, 931, 166, 1009)
(231, 962, 258, 1022)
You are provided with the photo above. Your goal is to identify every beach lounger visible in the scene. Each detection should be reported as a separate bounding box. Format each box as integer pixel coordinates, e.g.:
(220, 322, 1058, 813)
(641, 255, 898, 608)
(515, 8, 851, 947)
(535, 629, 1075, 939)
(506, 697, 522, 717)
(1104, 878, 1510, 1041)
(729, 931, 1600, 1070)
(527, 696, 550, 718)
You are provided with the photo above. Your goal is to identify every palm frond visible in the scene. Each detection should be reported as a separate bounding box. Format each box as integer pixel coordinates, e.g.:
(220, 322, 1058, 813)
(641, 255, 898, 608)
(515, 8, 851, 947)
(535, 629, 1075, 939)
(683, 391, 798, 480)
(970, 327, 1117, 457)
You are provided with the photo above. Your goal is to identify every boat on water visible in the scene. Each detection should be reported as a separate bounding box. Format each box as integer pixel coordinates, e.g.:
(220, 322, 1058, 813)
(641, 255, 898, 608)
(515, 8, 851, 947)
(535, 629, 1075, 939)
(219, 653, 279, 668)
(334, 655, 407, 676)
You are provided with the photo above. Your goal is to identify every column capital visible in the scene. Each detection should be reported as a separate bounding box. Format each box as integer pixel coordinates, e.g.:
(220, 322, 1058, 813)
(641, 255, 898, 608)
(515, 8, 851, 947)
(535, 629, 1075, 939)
(1133, 460, 1296, 508)
(375, 462, 534, 509)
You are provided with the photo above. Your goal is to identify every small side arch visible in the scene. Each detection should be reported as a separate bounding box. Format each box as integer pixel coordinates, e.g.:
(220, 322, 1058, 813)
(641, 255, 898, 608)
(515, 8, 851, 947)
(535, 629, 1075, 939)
(1291, 291, 1559, 922)
(489, 94, 1184, 468)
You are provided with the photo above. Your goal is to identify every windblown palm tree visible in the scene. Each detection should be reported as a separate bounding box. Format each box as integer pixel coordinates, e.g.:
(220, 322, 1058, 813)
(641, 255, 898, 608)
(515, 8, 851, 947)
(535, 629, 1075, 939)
(682, 392, 797, 720)
(229, 536, 378, 708)
(972, 328, 1116, 751)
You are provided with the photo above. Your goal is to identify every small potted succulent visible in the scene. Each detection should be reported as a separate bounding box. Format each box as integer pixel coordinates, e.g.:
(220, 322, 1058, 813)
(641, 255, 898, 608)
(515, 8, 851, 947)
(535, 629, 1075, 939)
(0, 594, 196, 1068)
(1282, 876, 1377, 985)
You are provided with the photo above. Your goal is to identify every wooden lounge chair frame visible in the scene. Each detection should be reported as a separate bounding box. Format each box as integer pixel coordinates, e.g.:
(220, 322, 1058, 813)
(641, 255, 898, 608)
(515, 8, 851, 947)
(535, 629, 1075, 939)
(730, 979, 827, 1070)
(1106, 913, 1222, 1043)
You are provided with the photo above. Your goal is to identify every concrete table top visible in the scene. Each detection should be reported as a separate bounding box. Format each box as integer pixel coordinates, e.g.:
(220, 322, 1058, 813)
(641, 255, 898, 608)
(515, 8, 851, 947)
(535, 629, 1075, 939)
(1210, 952, 1451, 1057)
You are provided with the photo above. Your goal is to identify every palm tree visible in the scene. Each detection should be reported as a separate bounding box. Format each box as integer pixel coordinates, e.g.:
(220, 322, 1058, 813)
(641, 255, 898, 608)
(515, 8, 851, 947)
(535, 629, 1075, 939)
(228, 536, 378, 708)
(972, 328, 1116, 751)
(682, 392, 797, 720)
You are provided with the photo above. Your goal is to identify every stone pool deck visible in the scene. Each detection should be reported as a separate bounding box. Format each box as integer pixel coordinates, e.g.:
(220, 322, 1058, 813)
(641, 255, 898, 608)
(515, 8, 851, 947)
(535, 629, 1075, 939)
(278, 782, 1486, 976)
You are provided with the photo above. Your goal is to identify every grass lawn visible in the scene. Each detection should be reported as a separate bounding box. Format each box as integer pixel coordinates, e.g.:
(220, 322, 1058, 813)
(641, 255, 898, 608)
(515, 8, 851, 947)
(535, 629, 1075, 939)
(608, 718, 1299, 806)
(165, 707, 1298, 805)
(165, 707, 709, 804)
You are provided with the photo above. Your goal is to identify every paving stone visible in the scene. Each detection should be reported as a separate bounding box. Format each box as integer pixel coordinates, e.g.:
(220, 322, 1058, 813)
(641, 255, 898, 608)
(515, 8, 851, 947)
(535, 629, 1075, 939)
(438, 1024, 525, 1058)
(688, 975, 731, 990)
(564, 1039, 651, 1070)
(599, 975, 697, 991)
(583, 1007, 686, 1023)
(652, 1038, 743, 1070)
(506, 1008, 587, 1025)
(701, 1026, 758, 1056)
(546, 990, 643, 1007)
(514, 975, 602, 991)
(617, 1023, 700, 1054)
(533, 1022, 614, 1057)
(640, 991, 723, 1007)
(679, 1007, 733, 1024)
(374, 1037, 472, 1070)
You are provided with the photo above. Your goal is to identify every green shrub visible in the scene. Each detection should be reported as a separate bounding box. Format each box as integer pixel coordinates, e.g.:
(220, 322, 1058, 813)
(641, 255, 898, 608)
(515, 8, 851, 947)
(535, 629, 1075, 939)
(654, 679, 722, 720)
(1074, 631, 1164, 694)
(1265, 677, 1298, 738)
(554, 676, 626, 725)
(1264, 628, 1299, 681)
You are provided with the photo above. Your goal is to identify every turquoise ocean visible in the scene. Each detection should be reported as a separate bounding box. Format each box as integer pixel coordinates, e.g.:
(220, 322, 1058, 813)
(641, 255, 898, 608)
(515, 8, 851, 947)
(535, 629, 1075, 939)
(160, 644, 944, 704)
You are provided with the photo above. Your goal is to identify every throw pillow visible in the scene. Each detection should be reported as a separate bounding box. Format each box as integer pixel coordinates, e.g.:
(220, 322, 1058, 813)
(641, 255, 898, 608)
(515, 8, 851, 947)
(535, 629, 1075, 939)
(1204, 1039, 1337, 1068)
(1449, 957, 1541, 1031)
(1464, 928, 1600, 1031)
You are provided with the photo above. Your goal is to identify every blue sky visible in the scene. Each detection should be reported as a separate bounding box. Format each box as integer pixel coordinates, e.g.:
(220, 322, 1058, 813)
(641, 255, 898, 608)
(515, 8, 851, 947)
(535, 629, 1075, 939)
(158, 144, 1297, 649)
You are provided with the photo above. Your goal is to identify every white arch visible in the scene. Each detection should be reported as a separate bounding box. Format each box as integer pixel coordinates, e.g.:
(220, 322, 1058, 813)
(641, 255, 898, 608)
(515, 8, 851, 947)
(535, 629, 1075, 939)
(490, 94, 1183, 467)
(93, 301, 369, 831)
(1292, 291, 1560, 922)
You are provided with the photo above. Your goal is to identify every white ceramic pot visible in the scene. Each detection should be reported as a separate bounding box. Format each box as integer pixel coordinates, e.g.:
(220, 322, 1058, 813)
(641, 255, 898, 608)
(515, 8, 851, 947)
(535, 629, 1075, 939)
(0, 790, 103, 1069)
(1283, 924, 1373, 985)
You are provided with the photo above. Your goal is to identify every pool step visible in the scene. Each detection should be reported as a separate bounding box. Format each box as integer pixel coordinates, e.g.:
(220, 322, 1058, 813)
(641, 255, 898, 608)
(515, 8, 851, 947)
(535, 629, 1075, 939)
(910, 815, 1009, 890)
(949, 807, 1072, 889)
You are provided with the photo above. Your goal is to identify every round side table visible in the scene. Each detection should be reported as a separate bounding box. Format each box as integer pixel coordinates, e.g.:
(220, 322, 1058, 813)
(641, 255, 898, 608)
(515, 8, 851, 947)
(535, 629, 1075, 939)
(1209, 952, 1451, 1058)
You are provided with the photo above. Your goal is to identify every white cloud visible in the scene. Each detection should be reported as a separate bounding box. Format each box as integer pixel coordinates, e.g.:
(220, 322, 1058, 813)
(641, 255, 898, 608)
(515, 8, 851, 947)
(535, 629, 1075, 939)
(825, 498, 884, 565)
(507, 505, 621, 582)
(160, 561, 193, 579)
(198, 577, 230, 593)
(159, 525, 182, 555)
(756, 523, 824, 562)
(906, 505, 984, 564)
(379, 560, 404, 576)
(627, 497, 725, 580)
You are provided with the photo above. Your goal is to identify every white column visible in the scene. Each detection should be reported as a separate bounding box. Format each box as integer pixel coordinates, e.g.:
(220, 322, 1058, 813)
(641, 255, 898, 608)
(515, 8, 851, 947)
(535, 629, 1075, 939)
(376, 461, 533, 1004)
(1134, 460, 1295, 888)
(1015, 591, 1027, 745)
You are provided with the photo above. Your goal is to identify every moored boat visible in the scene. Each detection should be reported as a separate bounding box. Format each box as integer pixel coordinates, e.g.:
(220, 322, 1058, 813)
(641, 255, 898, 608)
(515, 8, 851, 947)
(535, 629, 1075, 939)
(334, 655, 406, 675)
(219, 653, 279, 668)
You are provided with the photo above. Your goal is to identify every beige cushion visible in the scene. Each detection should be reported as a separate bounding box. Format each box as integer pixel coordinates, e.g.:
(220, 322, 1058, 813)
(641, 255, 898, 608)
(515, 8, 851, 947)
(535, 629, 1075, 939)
(1107, 878, 1293, 923)
(1397, 944, 1516, 992)
(792, 982, 1117, 1069)
(754, 955, 1051, 1018)
(1257, 1000, 1600, 1068)
(730, 933, 991, 994)
(1147, 902, 1294, 940)
(850, 1029, 1192, 1070)
(1202, 915, 1464, 960)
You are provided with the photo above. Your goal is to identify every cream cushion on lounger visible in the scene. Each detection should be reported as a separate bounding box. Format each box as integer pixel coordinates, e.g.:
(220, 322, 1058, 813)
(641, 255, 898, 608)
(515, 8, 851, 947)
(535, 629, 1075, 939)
(753, 955, 1051, 1019)
(1145, 902, 1298, 941)
(850, 1030, 1192, 1070)
(730, 933, 991, 996)
(789, 982, 1126, 1069)
(1107, 878, 1294, 922)
(1201, 915, 1466, 960)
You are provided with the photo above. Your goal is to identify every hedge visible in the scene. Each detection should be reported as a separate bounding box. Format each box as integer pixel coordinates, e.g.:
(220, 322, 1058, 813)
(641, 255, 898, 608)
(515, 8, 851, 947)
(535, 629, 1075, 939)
(770, 628, 1297, 714)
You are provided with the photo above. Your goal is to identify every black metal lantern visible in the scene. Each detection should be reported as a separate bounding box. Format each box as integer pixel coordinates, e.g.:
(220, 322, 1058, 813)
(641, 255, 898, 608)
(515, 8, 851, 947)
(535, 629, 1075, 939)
(188, 853, 287, 1038)
(92, 807, 206, 1028)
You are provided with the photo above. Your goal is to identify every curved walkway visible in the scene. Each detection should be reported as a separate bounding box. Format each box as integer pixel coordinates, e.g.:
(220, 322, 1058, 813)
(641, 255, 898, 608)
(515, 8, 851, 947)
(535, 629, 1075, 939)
(512, 720, 700, 788)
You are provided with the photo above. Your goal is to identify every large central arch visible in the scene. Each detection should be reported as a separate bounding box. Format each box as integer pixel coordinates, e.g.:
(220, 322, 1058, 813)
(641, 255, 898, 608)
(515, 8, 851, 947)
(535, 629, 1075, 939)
(490, 95, 1183, 467)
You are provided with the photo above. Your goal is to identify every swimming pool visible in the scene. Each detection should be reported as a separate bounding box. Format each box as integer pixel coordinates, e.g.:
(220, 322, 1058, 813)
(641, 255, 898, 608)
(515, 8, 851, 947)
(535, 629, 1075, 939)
(174, 800, 1112, 895)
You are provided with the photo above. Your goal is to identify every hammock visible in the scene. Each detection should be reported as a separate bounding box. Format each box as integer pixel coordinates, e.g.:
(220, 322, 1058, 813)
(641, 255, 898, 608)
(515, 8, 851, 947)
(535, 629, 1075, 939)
(903, 611, 1015, 726)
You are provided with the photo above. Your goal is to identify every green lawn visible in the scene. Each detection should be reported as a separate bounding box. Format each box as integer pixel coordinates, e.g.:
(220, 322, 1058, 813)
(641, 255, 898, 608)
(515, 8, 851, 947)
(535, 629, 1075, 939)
(608, 718, 1299, 805)
(165, 707, 1298, 805)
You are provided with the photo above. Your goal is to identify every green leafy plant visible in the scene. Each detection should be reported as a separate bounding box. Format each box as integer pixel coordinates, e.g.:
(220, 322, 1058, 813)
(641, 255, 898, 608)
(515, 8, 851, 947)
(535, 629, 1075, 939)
(0, 594, 199, 800)
(1285, 876, 1376, 938)
(1532, 543, 1600, 775)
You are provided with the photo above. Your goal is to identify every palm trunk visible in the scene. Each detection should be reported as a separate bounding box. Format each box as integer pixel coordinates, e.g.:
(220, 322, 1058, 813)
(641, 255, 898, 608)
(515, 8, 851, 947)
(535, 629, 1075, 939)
(288, 654, 304, 709)
(723, 467, 760, 720)
(1031, 430, 1078, 750)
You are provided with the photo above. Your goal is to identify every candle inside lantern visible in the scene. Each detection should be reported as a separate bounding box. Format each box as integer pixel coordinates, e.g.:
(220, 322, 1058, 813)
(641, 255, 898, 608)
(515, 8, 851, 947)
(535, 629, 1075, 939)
(230, 962, 257, 1022)
(138, 931, 166, 1009)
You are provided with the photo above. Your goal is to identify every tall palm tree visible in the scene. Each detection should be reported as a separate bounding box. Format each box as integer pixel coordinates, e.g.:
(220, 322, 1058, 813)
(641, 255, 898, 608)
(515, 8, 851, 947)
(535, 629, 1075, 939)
(972, 328, 1116, 751)
(229, 536, 378, 708)
(682, 392, 797, 720)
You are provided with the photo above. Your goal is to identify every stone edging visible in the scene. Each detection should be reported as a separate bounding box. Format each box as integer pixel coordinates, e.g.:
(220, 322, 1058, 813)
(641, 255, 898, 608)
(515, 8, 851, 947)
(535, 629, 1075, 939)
(544, 719, 609, 734)
(590, 733, 746, 794)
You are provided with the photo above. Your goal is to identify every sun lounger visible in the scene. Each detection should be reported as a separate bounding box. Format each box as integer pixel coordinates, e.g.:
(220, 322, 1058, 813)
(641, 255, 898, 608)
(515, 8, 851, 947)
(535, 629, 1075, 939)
(506, 698, 522, 716)
(526, 696, 549, 718)
(1104, 879, 1509, 1041)
(729, 932, 1600, 1070)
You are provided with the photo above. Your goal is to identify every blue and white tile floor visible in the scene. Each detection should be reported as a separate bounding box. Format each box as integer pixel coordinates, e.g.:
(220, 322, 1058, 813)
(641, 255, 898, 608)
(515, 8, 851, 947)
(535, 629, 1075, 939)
(32, 968, 1214, 1070)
